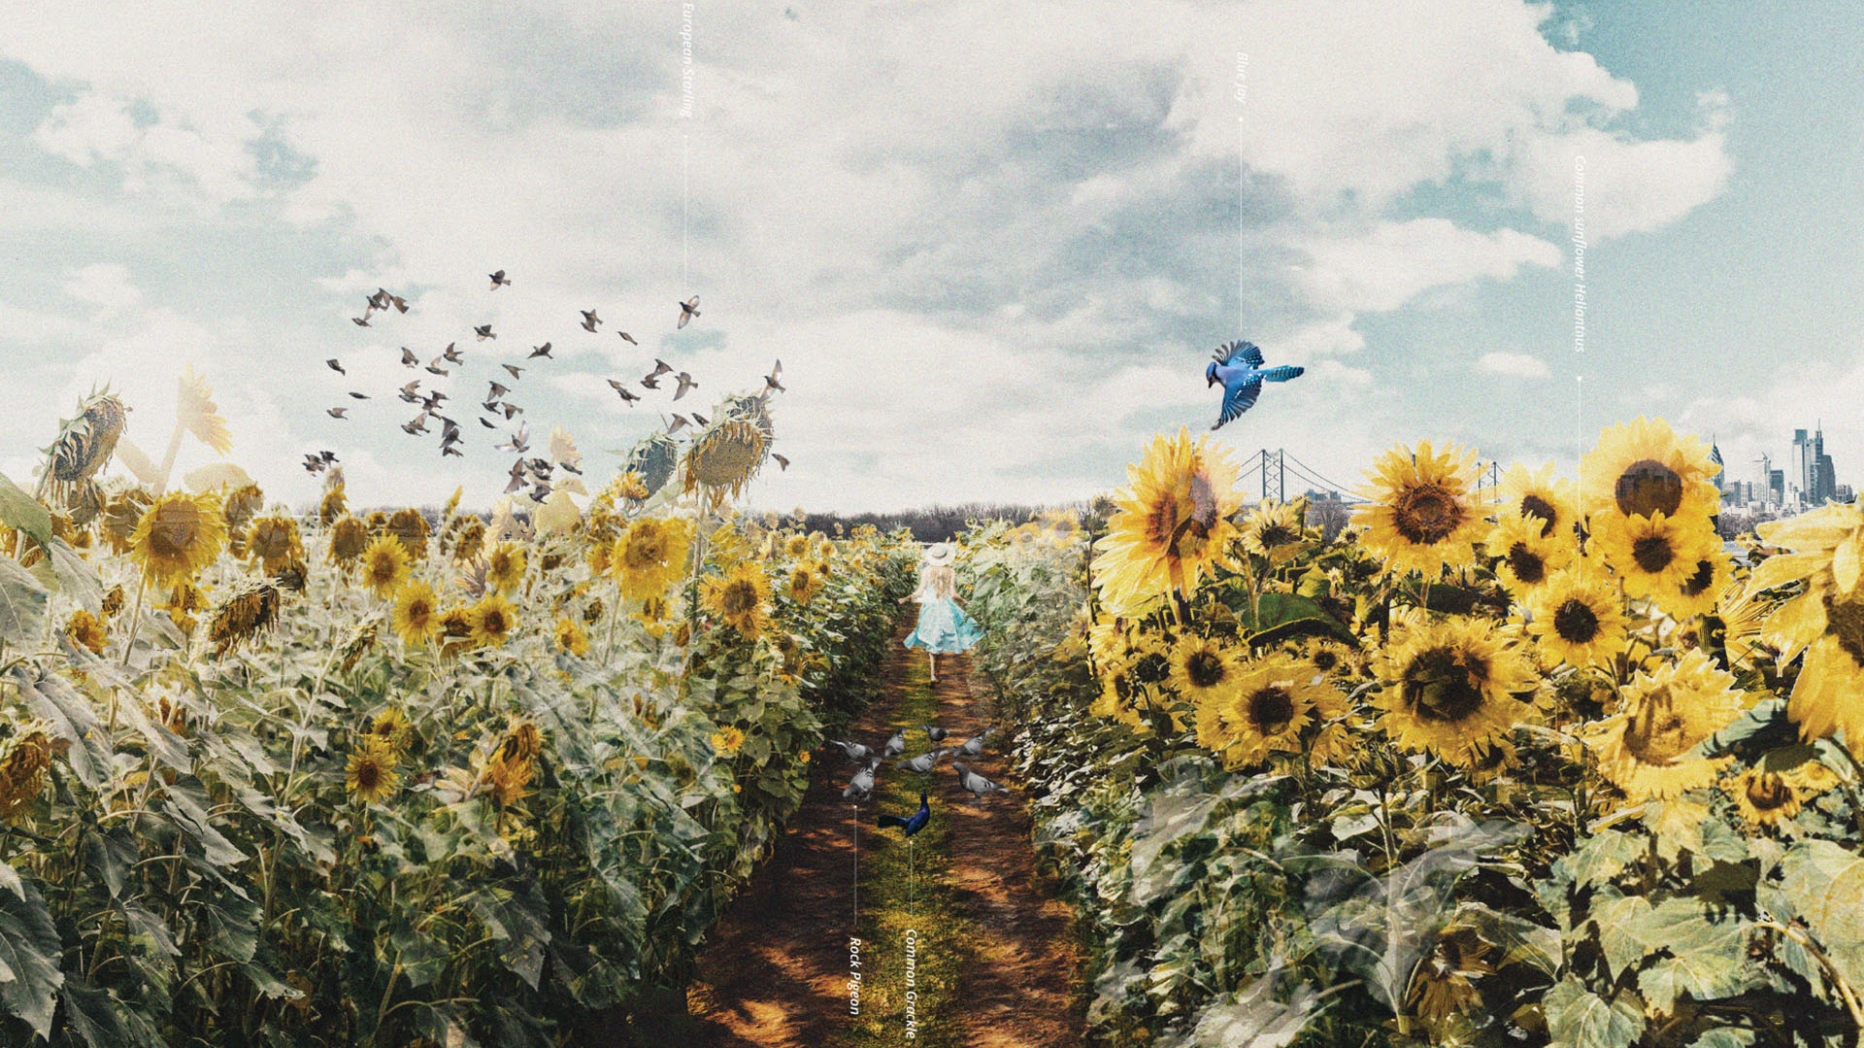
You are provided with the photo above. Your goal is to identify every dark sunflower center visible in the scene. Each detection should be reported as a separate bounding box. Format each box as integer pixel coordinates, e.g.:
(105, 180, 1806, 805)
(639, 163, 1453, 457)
(1133, 652, 1172, 685)
(1391, 484, 1464, 545)
(1402, 647, 1487, 722)
(1746, 772, 1793, 811)
(1311, 648, 1339, 671)
(151, 504, 202, 559)
(1553, 598, 1601, 644)
(1258, 523, 1299, 548)
(1681, 559, 1716, 599)
(1145, 497, 1182, 546)
(1824, 594, 1864, 667)
(355, 760, 383, 790)
(1506, 542, 1546, 584)
(1520, 495, 1558, 538)
(1631, 534, 1676, 574)
(722, 581, 758, 616)
(629, 531, 667, 567)
(368, 555, 397, 584)
(406, 598, 432, 623)
(1615, 459, 1684, 519)
(1623, 689, 1690, 763)
(483, 610, 509, 635)
(1184, 650, 1228, 689)
(1246, 686, 1295, 734)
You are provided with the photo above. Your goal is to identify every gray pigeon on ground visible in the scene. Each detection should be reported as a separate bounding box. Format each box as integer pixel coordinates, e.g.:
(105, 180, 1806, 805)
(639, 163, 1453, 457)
(924, 725, 948, 742)
(882, 730, 906, 760)
(957, 728, 993, 757)
(902, 748, 954, 775)
(952, 761, 1008, 799)
(830, 739, 872, 764)
(843, 757, 881, 801)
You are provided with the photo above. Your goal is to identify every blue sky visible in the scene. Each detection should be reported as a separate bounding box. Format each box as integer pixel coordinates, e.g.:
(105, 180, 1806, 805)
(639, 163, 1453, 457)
(0, 1, 1855, 512)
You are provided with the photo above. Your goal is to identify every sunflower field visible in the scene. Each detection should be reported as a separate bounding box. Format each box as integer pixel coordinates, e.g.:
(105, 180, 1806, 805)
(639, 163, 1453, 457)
(0, 391, 913, 1046)
(964, 422, 1864, 1048)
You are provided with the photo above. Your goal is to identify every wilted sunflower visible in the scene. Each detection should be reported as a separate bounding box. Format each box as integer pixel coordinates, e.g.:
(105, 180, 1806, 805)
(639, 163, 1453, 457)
(38, 389, 128, 514)
(1372, 614, 1536, 767)
(359, 535, 411, 597)
(451, 518, 486, 564)
(208, 580, 283, 656)
(485, 749, 536, 807)
(1580, 416, 1720, 528)
(102, 488, 152, 554)
(684, 395, 776, 500)
(1166, 634, 1241, 704)
(387, 508, 430, 559)
(1725, 767, 1801, 827)
(1496, 462, 1578, 542)
(1583, 649, 1745, 800)
(100, 586, 125, 618)
(246, 515, 304, 574)
(329, 515, 369, 566)
(1592, 510, 1718, 606)
(487, 541, 527, 594)
(368, 707, 414, 757)
(1526, 570, 1629, 669)
(703, 561, 772, 639)
(789, 562, 826, 604)
(635, 596, 670, 638)
(393, 581, 440, 646)
(610, 517, 694, 603)
(1486, 512, 1572, 599)
(0, 728, 53, 818)
(162, 581, 208, 635)
(500, 718, 543, 764)
(1406, 927, 1495, 1040)
(1667, 545, 1733, 621)
(468, 593, 520, 648)
(615, 471, 651, 501)
(1198, 655, 1343, 767)
(553, 616, 590, 657)
(1238, 499, 1309, 563)
(1353, 441, 1487, 580)
(223, 483, 264, 535)
(66, 610, 108, 654)
(129, 490, 228, 586)
(346, 738, 401, 804)
(319, 481, 347, 525)
(1093, 428, 1243, 613)
(710, 726, 746, 758)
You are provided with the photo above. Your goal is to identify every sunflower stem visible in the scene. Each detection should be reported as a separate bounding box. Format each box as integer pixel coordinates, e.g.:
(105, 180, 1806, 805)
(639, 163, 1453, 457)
(116, 576, 149, 688)
(153, 420, 185, 498)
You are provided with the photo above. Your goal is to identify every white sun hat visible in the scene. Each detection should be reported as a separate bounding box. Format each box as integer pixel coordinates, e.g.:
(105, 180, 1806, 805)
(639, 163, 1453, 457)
(923, 542, 956, 566)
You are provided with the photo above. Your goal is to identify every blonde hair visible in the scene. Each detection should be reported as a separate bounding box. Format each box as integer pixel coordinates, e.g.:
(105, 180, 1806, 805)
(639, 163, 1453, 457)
(919, 563, 956, 600)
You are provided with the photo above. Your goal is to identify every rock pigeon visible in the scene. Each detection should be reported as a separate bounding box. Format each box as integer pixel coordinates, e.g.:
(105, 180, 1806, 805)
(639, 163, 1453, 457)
(489, 269, 509, 289)
(957, 728, 993, 758)
(1206, 340, 1304, 430)
(877, 792, 931, 837)
(580, 309, 601, 333)
(924, 725, 949, 743)
(326, 358, 346, 374)
(677, 295, 700, 329)
(901, 748, 953, 775)
(882, 730, 906, 760)
(387, 292, 409, 313)
(369, 289, 391, 311)
(843, 758, 880, 802)
(952, 761, 1008, 799)
(829, 740, 872, 764)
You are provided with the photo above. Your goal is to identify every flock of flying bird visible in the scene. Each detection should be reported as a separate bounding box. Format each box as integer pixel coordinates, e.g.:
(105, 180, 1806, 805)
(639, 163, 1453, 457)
(833, 725, 1006, 837)
(306, 271, 790, 491)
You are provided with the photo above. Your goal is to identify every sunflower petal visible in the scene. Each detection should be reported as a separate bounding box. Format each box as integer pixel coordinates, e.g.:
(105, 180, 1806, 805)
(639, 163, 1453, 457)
(1835, 533, 1863, 597)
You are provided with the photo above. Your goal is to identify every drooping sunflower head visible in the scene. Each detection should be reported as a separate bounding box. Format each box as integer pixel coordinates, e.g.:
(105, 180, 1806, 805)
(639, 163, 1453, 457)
(387, 508, 430, 559)
(625, 435, 681, 497)
(1526, 570, 1629, 670)
(789, 562, 826, 604)
(102, 488, 153, 554)
(451, 518, 487, 565)
(393, 580, 440, 647)
(553, 616, 590, 657)
(499, 718, 543, 765)
(469, 593, 520, 648)
(319, 481, 347, 526)
(486, 541, 527, 594)
(223, 484, 265, 531)
(40, 389, 128, 509)
(345, 738, 401, 805)
(246, 515, 304, 574)
(329, 515, 369, 565)
(359, 535, 411, 597)
(208, 579, 283, 656)
(66, 609, 108, 655)
(1352, 440, 1486, 580)
(1486, 512, 1573, 599)
(1405, 926, 1495, 1039)
(703, 561, 772, 639)
(684, 414, 772, 499)
(1583, 649, 1745, 800)
(1166, 634, 1240, 704)
(1725, 767, 1802, 827)
(130, 490, 228, 587)
(1592, 510, 1719, 604)
(1580, 416, 1720, 527)
(610, 517, 694, 603)
(1092, 428, 1243, 613)
(1372, 614, 1536, 767)
(0, 727, 54, 818)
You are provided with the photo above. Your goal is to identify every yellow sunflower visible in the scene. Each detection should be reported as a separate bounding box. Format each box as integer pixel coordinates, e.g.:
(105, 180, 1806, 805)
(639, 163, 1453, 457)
(387, 507, 430, 559)
(368, 707, 414, 757)
(789, 562, 826, 604)
(553, 616, 590, 657)
(1406, 928, 1495, 1041)
(346, 739, 401, 804)
(785, 534, 811, 558)
(319, 482, 346, 526)
(1372, 614, 1536, 767)
(610, 517, 694, 603)
(1497, 462, 1579, 543)
(328, 515, 369, 565)
(66, 610, 108, 654)
(1725, 768, 1802, 827)
(1238, 499, 1309, 563)
(1092, 428, 1243, 613)
(1166, 633, 1242, 704)
(702, 561, 772, 639)
(245, 515, 304, 574)
(1197, 655, 1344, 768)
(451, 519, 486, 565)
(1582, 649, 1746, 800)
(437, 606, 475, 650)
(710, 726, 746, 758)
(1591, 510, 1718, 605)
(1526, 570, 1629, 669)
(1741, 499, 1864, 756)
(129, 490, 228, 586)
(1353, 441, 1487, 580)
(484, 541, 525, 594)
(1666, 545, 1734, 621)
(469, 593, 520, 648)
(359, 535, 411, 597)
(393, 581, 440, 646)
(1303, 637, 1362, 680)
(1486, 512, 1573, 599)
(1580, 416, 1721, 529)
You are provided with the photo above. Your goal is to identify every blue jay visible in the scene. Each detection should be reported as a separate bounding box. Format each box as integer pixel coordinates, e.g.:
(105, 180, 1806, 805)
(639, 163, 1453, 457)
(1207, 340, 1304, 430)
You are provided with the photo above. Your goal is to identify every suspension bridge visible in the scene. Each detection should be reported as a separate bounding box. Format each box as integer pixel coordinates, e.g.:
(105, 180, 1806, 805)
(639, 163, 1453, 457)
(1235, 450, 1506, 505)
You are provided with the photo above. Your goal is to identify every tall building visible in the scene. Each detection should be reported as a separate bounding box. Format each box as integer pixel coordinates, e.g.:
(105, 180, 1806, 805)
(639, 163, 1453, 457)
(1709, 439, 1726, 497)
(1789, 424, 1839, 505)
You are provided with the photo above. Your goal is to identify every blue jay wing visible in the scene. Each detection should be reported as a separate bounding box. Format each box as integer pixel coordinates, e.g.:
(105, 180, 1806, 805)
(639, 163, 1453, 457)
(1259, 365, 1304, 382)
(1215, 378, 1262, 430)
(1218, 340, 1265, 369)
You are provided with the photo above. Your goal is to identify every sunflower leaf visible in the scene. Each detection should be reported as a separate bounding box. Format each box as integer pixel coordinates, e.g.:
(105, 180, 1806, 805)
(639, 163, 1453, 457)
(0, 556, 49, 648)
(1777, 839, 1864, 991)
(0, 873, 64, 1038)
(0, 470, 52, 549)
(1542, 977, 1645, 1048)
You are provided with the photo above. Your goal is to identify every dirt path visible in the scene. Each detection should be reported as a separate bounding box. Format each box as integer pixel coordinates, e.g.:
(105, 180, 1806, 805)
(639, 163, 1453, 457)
(685, 621, 1083, 1047)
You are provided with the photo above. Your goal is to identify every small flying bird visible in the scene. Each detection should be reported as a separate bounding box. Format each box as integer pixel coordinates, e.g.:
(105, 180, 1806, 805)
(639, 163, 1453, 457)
(474, 325, 496, 341)
(882, 730, 907, 760)
(692, 413, 709, 426)
(441, 342, 464, 363)
(957, 728, 993, 758)
(327, 407, 349, 419)
(401, 414, 430, 435)
(924, 725, 949, 743)
(504, 471, 526, 494)
(401, 347, 420, 366)
(421, 390, 449, 407)
(425, 362, 450, 377)
(618, 331, 637, 345)
(646, 359, 674, 381)
(501, 403, 524, 419)
(369, 289, 391, 311)
(326, 358, 346, 374)
(764, 360, 785, 393)
(561, 462, 583, 475)
(773, 453, 790, 471)
(440, 418, 462, 442)
(499, 423, 531, 454)
(388, 292, 409, 313)
(399, 379, 422, 396)
(489, 269, 509, 289)
(527, 457, 553, 477)
(580, 309, 601, 332)
(303, 454, 328, 474)
(488, 381, 510, 399)
(352, 316, 371, 327)
(349, 391, 369, 400)
(612, 383, 640, 404)
(529, 482, 552, 503)
(952, 761, 1009, 799)
(482, 400, 502, 413)
(673, 372, 698, 401)
(677, 295, 700, 329)
(442, 445, 463, 457)
(1206, 340, 1305, 431)
(528, 342, 553, 359)
(876, 792, 931, 837)
(479, 417, 498, 429)
(502, 364, 524, 380)
(829, 740, 872, 764)
(901, 748, 953, 775)
(667, 414, 691, 434)
(843, 757, 881, 802)
(640, 373, 661, 390)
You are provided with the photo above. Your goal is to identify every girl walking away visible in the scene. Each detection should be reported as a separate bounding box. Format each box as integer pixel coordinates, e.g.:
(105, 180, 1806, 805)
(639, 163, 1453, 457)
(902, 542, 984, 681)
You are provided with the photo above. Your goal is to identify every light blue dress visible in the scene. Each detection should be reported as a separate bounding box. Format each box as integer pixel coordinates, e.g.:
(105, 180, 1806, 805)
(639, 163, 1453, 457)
(904, 566, 984, 654)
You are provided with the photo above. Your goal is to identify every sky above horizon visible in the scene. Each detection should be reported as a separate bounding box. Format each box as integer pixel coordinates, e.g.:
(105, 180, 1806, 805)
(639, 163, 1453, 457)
(4, 1, 1861, 513)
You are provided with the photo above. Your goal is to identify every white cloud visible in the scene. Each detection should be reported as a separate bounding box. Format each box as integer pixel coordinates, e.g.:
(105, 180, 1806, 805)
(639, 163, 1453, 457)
(64, 263, 143, 313)
(1293, 219, 1563, 313)
(1478, 351, 1551, 379)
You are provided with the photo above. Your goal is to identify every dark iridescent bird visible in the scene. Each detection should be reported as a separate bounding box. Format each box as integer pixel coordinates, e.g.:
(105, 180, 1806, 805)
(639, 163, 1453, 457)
(327, 407, 348, 419)
(425, 360, 450, 377)
(673, 372, 698, 401)
(692, 413, 709, 426)
(876, 792, 931, 837)
(610, 381, 640, 405)
(617, 331, 637, 345)
(1207, 340, 1304, 431)
(348, 391, 369, 400)
(528, 342, 552, 359)
(479, 417, 498, 429)
(326, 358, 346, 374)
(401, 413, 430, 435)
(489, 269, 509, 289)
(488, 381, 510, 400)
(764, 359, 785, 394)
(580, 309, 601, 333)
(303, 453, 328, 474)
(351, 315, 371, 327)
(398, 380, 422, 403)
(502, 364, 524, 380)
(369, 289, 391, 311)
(677, 295, 700, 329)
(474, 324, 496, 341)
(400, 347, 419, 367)
(441, 342, 464, 364)
(772, 453, 790, 471)
(642, 359, 672, 388)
